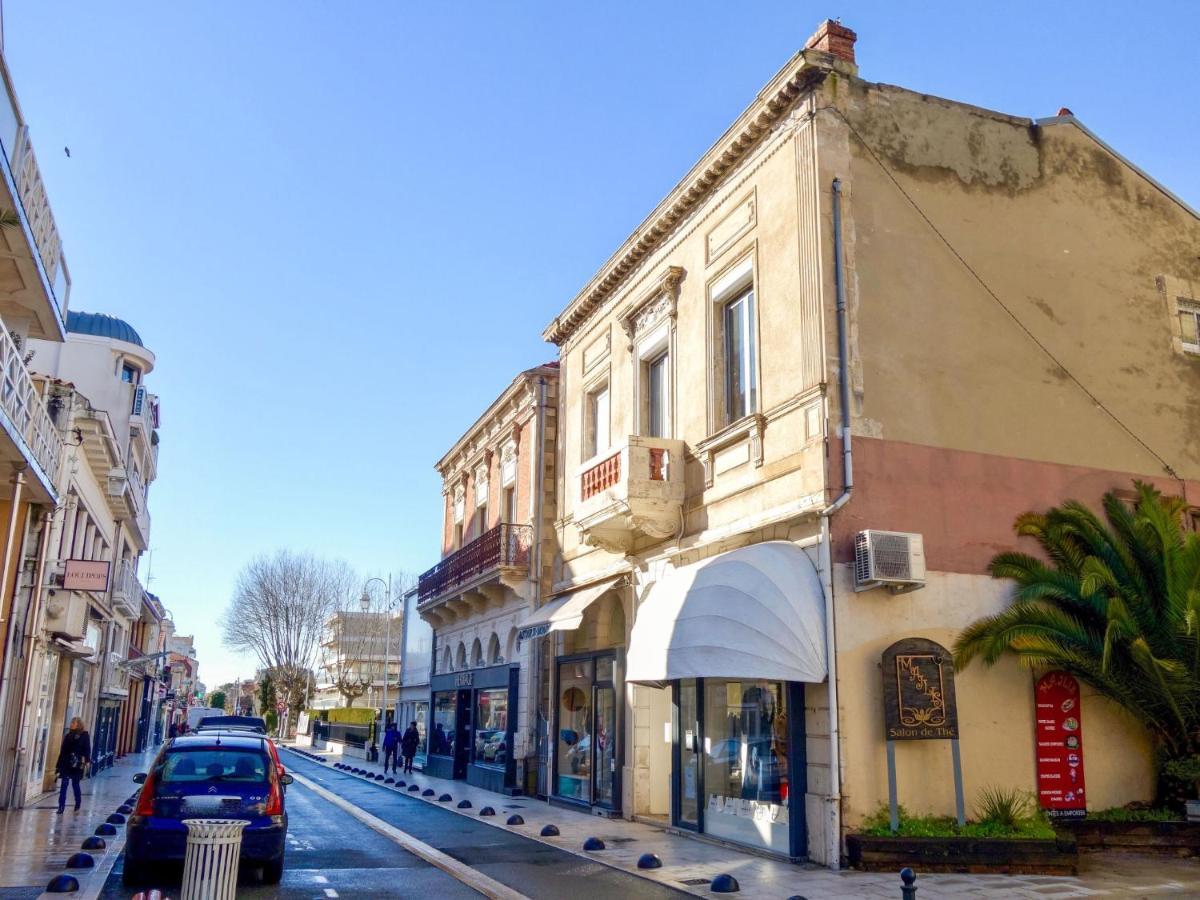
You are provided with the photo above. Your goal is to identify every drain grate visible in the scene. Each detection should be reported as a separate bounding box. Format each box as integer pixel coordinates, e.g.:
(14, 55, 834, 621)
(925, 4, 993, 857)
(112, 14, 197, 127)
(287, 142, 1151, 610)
(679, 878, 710, 886)
(503, 804, 526, 809)
(606, 837, 637, 844)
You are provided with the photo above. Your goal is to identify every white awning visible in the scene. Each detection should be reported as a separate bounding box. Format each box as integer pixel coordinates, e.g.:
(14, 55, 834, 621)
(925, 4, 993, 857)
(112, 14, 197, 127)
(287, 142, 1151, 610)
(516, 577, 622, 642)
(626, 541, 827, 685)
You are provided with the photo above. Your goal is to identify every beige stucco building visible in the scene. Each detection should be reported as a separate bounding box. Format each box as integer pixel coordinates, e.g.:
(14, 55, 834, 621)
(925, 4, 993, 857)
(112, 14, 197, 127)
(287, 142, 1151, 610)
(534, 20, 1199, 867)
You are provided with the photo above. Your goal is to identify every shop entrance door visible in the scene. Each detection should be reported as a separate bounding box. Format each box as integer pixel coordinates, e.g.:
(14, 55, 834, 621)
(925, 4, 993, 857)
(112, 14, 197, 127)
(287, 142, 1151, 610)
(593, 684, 616, 807)
(453, 689, 471, 779)
(675, 679, 701, 830)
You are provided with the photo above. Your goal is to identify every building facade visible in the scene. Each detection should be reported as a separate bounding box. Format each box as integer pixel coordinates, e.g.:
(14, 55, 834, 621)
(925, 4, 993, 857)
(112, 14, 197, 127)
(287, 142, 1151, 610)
(533, 20, 1199, 866)
(313, 609, 402, 714)
(395, 585, 432, 769)
(417, 364, 557, 795)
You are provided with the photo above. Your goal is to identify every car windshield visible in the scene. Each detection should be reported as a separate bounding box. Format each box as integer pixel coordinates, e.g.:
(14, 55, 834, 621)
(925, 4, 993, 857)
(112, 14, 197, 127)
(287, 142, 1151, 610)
(160, 749, 268, 783)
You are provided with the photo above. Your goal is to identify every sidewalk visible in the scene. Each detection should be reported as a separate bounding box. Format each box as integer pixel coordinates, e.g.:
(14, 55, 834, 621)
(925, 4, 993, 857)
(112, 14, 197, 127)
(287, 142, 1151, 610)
(288, 744, 1200, 899)
(0, 748, 156, 900)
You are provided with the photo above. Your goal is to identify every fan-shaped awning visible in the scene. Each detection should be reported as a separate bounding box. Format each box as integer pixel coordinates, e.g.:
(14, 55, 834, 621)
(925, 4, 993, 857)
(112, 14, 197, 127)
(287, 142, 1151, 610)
(626, 541, 827, 685)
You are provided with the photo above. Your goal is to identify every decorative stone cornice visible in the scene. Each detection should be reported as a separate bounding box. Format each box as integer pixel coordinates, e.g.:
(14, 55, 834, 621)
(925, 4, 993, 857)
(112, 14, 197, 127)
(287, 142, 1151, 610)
(619, 266, 684, 350)
(543, 51, 842, 347)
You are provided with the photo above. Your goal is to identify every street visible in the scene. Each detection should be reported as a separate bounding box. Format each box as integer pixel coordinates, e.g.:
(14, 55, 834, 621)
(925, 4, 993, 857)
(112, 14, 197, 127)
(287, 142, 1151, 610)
(100, 753, 687, 899)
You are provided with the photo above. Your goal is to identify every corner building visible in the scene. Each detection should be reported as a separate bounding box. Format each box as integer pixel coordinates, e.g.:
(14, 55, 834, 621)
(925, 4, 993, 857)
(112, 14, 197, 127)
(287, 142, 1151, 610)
(417, 365, 557, 795)
(539, 21, 1199, 866)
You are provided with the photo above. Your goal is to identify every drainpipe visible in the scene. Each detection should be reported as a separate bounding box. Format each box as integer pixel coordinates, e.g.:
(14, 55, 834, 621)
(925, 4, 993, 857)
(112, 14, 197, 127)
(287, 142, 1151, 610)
(528, 374, 548, 794)
(8, 507, 54, 807)
(816, 177, 853, 870)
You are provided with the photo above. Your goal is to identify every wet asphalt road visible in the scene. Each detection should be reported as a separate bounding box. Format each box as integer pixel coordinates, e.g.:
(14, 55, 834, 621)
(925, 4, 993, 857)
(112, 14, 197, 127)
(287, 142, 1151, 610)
(98, 753, 687, 899)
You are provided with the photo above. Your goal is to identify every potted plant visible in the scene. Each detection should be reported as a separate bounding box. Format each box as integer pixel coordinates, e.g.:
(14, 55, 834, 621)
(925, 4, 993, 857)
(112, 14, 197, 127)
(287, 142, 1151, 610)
(1164, 757, 1200, 822)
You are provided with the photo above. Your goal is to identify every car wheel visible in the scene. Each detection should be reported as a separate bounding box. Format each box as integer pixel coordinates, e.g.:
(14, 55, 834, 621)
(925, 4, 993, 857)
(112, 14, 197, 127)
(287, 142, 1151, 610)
(261, 858, 284, 884)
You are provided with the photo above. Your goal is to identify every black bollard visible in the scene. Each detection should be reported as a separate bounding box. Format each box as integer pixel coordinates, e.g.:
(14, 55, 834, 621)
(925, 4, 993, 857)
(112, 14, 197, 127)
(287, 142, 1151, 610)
(900, 868, 917, 899)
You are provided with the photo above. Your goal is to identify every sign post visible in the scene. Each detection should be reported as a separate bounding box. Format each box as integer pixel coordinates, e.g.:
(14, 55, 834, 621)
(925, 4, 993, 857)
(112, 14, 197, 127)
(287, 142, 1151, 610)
(1034, 672, 1086, 818)
(882, 638, 963, 829)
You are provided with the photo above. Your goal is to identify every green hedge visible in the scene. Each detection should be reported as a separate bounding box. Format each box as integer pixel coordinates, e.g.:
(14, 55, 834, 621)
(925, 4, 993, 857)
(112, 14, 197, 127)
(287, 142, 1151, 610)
(327, 707, 375, 725)
(303, 709, 328, 722)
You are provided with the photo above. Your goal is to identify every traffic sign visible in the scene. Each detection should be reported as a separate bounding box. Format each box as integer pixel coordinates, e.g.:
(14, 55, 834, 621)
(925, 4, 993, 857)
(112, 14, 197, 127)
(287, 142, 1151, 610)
(275, 700, 286, 712)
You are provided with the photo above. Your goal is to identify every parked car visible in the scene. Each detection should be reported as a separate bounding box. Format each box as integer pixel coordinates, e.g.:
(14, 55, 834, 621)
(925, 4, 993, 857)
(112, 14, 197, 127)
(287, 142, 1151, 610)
(194, 715, 268, 734)
(125, 733, 292, 885)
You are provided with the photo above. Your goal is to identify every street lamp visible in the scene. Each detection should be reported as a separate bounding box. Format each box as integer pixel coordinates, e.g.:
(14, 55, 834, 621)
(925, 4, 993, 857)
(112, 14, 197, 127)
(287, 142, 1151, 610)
(361, 575, 393, 730)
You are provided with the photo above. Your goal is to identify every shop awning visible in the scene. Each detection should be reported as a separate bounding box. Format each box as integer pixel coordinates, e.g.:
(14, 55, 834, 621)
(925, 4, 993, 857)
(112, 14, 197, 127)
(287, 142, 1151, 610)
(516, 577, 622, 642)
(52, 637, 97, 660)
(626, 541, 827, 685)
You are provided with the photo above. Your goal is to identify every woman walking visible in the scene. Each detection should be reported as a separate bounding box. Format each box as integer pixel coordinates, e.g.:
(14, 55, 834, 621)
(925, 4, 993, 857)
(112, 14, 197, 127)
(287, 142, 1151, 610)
(400, 721, 421, 775)
(55, 717, 91, 814)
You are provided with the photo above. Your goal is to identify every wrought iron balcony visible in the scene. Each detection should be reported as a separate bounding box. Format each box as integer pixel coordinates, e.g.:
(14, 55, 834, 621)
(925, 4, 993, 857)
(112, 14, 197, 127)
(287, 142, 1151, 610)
(575, 436, 685, 553)
(418, 522, 532, 608)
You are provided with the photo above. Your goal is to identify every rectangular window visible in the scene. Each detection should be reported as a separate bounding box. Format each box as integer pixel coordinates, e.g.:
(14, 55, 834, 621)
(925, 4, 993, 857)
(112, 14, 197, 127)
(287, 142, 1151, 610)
(723, 288, 757, 422)
(453, 522, 463, 550)
(585, 383, 610, 459)
(646, 351, 669, 438)
(431, 691, 457, 757)
(475, 503, 488, 537)
(473, 689, 509, 768)
(1179, 299, 1200, 353)
(503, 486, 516, 524)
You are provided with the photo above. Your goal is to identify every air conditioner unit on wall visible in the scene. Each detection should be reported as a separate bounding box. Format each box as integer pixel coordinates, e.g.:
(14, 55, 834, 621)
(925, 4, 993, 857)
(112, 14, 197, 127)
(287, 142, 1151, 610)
(854, 530, 926, 594)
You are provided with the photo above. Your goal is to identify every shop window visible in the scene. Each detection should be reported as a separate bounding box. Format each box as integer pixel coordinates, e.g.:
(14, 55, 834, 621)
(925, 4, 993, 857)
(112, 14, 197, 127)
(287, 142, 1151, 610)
(557, 660, 594, 802)
(412, 701, 428, 765)
(1177, 297, 1200, 354)
(473, 688, 509, 768)
(431, 691, 457, 757)
(701, 679, 789, 853)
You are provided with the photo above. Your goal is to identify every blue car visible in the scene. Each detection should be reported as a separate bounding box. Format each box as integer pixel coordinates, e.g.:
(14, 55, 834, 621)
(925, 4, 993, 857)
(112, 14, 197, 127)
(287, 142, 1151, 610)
(124, 733, 292, 885)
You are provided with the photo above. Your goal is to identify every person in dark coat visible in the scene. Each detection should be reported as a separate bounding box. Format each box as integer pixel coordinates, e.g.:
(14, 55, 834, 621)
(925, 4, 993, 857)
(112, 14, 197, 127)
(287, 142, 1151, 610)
(55, 717, 91, 814)
(400, 721, 421, 774)
(381, 722, 400, 774)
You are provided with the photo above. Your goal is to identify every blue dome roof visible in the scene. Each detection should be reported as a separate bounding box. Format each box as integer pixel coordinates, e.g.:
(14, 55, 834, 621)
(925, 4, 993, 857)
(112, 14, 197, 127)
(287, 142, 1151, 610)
(66, 312, 144, 347)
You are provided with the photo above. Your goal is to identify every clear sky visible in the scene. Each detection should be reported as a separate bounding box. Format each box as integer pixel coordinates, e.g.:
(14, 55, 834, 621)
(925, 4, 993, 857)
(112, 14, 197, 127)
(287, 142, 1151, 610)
(4, 1, 1197, 688)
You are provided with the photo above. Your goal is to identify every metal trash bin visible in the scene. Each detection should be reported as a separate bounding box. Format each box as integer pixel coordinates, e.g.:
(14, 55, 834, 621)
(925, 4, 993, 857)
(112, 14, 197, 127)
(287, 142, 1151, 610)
(180, 819, 248, 900)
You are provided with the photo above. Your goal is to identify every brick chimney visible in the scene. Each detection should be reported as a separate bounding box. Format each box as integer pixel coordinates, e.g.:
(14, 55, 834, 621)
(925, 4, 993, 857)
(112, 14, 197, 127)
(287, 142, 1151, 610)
(805, 19, 857, 65)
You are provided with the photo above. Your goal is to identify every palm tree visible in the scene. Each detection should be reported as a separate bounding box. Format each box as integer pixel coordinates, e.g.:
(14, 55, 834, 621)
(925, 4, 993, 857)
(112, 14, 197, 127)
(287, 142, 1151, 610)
(954, 481, 1200, 776)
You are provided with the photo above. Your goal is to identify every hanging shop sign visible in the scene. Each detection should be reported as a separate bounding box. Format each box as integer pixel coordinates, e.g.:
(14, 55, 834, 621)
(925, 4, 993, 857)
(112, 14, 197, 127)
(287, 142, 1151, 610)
(882, 637, 959, 740)
(1034, 671, 1086, 818)
(63, 559, 111, 592)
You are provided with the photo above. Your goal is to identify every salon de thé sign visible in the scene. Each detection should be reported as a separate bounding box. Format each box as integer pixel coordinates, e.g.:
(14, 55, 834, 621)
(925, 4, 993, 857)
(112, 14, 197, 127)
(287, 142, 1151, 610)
(882, 638, 959, 740)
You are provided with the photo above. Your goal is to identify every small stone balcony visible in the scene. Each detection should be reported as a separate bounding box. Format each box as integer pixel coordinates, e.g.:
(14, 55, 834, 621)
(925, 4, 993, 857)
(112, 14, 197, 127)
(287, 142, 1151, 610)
(574, 436, 685, 553)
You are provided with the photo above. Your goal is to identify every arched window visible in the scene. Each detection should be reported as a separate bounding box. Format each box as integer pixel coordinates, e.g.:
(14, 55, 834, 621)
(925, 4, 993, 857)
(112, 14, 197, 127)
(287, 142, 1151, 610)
(487, 633, 502, 665)
(442, 647, 453, 673)
(471, 638, 484, 668)
(455, 642, 467, 670)
(505, 627, 518, 664)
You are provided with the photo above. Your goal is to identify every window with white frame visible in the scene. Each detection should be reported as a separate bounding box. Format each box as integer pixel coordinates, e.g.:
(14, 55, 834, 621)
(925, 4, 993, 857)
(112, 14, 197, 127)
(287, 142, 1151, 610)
(635, 320, 672, 439)
(723, 286, 757, 422)
(1178, 298, 1200, 354)
(503, 486, 516, 524)
(585, 380, 611, 460)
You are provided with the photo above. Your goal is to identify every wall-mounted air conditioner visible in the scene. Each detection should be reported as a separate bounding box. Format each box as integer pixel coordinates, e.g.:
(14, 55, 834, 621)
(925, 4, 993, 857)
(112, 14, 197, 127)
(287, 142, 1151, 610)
(853, 530, 926, 594)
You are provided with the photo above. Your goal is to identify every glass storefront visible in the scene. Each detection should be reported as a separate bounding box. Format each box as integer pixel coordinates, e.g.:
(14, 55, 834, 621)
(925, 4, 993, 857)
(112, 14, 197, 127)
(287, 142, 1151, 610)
(431, 691, 457, 757)
(554, 652, 619, 810)
(674, 678, 797, 855)
(473, 688, 508, 768)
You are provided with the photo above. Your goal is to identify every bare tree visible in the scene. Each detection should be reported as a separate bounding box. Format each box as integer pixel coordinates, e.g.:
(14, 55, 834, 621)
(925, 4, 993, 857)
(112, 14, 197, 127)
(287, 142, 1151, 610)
(222, 551, 340, 728)
(318, 566, 402, 707)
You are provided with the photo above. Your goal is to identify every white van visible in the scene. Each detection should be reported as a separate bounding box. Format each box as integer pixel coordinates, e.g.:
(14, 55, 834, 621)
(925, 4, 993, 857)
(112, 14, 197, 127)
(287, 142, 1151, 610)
(186, 706, 225, 732)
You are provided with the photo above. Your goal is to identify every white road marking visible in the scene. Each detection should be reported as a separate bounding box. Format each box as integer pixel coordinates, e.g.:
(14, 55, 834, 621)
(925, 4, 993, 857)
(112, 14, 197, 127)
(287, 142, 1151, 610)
(314, 875, 328, 883)
(287, 767, 527, 900)
(323, 889, 338, 898)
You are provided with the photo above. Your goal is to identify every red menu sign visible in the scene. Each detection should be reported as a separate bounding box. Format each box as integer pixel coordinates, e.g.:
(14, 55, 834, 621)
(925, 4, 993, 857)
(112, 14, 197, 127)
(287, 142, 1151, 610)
(1034, 672, 1086, 818)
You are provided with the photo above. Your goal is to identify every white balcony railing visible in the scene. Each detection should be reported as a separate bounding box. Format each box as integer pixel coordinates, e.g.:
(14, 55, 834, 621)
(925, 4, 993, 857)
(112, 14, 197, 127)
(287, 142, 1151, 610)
(0, 323, 62, 488)
(112, 559, 144, 619)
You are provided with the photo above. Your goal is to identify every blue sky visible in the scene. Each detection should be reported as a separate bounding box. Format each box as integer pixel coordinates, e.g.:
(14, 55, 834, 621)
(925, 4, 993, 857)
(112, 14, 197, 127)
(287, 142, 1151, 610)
(5, 2, 1197, 688)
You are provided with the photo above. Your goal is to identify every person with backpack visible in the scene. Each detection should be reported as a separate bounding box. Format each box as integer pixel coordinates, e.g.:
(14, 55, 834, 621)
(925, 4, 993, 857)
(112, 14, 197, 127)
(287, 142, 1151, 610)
(55, 717, 91, 814)
(400, 721, 421, 774)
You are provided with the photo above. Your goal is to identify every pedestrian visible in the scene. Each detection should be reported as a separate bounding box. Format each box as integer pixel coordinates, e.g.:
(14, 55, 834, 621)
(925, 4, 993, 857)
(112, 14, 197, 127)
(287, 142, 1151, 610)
(168, 719, 177, 740)
(382, 722, 399, 774)
(55, 717, 91, 814)
(401, 721, 421, 775)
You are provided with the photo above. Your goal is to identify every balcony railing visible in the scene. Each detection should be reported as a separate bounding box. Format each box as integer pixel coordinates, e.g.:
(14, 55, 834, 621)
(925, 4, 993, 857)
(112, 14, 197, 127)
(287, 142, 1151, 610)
(112, 559, 145, 619)
(582, 451, 622, 500)
(574, 436, 685, 553)
(418, 522, 532, 605)
(0, 323, 62, 488)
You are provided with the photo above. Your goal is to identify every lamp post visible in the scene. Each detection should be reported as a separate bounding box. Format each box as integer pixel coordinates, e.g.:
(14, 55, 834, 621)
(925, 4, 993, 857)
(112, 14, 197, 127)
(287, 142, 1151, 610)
(361, 575, 393, 751)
